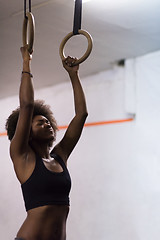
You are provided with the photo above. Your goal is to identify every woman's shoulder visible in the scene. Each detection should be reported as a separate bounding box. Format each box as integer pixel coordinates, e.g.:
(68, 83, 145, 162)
(50, 144, 67, 164)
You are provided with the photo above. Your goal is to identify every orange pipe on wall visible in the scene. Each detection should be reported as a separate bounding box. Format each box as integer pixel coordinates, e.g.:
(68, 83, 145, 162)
(58, 118, 134, 129)
(0, 132, 7, 137)
(0, 118, 134, 136)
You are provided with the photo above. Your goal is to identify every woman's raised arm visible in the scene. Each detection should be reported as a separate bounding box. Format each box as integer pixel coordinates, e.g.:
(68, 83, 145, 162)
(10, 45, 34, 161)
(54, 56, 88, 161)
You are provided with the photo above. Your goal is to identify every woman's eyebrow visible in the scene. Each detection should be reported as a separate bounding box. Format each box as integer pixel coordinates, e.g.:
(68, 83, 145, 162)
(36, 119, 44, 123)
(37, 119, 49, 123)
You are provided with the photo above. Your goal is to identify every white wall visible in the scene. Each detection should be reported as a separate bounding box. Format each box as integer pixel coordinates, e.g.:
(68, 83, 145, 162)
(0, 51, 160, 240)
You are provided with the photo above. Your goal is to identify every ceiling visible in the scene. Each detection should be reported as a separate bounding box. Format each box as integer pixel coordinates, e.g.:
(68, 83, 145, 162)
(0, 0, 160, 99)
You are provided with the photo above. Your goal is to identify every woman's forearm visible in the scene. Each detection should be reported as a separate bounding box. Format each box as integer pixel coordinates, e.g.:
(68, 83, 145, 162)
(69, 71, 88, 116)
(20, 59, 34, 107)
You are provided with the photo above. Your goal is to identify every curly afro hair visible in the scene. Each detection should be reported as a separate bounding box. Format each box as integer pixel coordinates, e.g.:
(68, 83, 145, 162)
(5, 100, 58, 141)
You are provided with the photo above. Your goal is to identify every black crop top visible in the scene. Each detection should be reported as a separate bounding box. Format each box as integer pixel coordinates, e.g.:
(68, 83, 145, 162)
(21, 152, 71, 211)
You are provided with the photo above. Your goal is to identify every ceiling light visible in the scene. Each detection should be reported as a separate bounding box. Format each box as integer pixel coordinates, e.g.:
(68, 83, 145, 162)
(83, 0, 91, 2)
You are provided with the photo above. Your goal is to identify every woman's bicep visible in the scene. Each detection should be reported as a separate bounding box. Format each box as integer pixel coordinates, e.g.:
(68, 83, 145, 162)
(58, 114, 87, 159)
(11, 105, 33, 157)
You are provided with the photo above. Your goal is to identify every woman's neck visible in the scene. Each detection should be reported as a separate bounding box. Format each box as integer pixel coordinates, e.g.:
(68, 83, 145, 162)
(30, 141, 52, 159)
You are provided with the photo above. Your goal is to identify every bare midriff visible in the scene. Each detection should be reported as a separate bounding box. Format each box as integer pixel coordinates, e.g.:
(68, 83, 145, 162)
(16, 205, 70, 240)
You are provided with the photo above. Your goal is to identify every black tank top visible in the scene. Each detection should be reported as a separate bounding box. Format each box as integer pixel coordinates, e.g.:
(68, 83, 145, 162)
(21, 152, 71, 211)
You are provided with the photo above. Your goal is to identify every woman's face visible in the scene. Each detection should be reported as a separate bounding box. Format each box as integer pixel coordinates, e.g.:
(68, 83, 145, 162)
(30, 115, 55, 143)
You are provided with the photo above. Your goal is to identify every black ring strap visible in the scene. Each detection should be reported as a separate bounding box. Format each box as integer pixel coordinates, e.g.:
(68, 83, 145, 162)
(73, 0, 82, 35)
(24, 0, 32, 18)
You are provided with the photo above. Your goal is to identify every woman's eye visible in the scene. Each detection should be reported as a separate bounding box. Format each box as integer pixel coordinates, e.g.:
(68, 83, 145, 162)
(37, 122, 43, 126)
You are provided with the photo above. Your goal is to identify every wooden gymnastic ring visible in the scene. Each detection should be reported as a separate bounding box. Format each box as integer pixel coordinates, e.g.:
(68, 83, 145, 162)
(59, 29, 93, 66)
(23, 12, 35, 54)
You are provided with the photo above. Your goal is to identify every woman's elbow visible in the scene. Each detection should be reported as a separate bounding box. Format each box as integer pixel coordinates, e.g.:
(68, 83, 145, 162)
(85, 111, 88, 118)
(81, 111, 88, 119)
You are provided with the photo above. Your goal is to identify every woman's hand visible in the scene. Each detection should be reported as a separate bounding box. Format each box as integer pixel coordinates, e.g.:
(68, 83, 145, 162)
(62, 56, 79, 75)
(20, 45, 33, 62)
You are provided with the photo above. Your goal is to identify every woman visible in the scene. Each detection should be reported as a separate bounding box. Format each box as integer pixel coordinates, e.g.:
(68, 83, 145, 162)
(5, 45, 88, 240)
